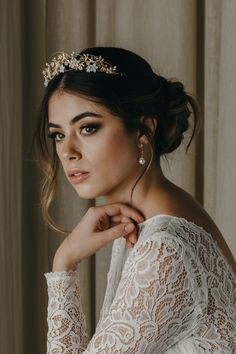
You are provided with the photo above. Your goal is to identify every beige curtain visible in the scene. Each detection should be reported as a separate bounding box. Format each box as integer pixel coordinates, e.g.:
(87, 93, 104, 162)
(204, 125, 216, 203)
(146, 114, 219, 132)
(1, 1, 235, 353)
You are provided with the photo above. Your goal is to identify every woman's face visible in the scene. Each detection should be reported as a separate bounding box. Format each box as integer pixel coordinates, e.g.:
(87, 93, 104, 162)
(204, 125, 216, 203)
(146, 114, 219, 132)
(48, 90, 142, 201)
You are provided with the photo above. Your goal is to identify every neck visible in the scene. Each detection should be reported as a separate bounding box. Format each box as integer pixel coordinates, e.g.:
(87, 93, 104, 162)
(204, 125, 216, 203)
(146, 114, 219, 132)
(104, 162, 172, 220)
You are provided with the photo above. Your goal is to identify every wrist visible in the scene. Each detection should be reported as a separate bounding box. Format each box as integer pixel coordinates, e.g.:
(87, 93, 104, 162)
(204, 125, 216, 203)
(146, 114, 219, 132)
(52, 236, 79, 272)
(52, 256, 77, 272)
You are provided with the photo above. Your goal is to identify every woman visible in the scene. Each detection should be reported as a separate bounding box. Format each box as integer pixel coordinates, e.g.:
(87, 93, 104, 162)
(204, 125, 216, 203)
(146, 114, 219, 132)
(34, 47, 236, 353)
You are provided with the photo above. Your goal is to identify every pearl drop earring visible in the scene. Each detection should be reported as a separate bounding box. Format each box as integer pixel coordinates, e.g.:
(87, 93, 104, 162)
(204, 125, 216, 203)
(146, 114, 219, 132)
(138, 143, 146, 165)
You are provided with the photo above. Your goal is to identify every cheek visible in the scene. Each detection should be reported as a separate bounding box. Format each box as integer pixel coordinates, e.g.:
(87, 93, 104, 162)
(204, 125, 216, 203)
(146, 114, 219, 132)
(90, 131, 137, 171)
(55, 145, 64, 162)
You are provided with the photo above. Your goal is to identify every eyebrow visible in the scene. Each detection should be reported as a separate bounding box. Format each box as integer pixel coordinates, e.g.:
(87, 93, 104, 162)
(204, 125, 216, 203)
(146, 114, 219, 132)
(48, 111, 103, 128)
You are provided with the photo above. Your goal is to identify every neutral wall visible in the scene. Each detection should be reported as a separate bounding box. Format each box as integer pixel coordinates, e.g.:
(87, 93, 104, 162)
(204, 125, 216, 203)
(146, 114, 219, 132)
(1, 1, 235, 353)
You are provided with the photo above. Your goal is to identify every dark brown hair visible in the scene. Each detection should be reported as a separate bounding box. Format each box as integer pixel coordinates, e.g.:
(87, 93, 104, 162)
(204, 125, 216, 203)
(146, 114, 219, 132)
(32, 46, 201, 232)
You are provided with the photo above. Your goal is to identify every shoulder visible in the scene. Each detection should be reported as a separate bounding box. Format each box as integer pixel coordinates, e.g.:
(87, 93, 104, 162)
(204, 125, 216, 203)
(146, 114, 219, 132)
(123, 221, 208, 313)
(136, 215, 236, 288)
(133, 216, 207, 276)
(137, 214, 204, 253)
(135, 215, 209, 283)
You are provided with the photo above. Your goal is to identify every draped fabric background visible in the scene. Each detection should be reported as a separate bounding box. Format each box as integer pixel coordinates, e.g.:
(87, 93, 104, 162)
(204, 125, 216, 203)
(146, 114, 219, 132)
(1, 1, 236, 353)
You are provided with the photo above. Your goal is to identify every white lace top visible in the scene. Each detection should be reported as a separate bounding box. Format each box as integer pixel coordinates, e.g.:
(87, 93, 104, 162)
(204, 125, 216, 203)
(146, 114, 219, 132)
(45, 214, 236, 353)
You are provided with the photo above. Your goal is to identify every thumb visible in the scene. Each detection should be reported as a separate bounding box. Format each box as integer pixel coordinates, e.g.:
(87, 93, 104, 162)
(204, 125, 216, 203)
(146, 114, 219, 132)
(101, 222, 135, 243)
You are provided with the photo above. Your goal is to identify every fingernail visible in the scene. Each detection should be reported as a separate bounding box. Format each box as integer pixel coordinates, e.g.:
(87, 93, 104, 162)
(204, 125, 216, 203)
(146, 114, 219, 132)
(125, 223, 135, 233)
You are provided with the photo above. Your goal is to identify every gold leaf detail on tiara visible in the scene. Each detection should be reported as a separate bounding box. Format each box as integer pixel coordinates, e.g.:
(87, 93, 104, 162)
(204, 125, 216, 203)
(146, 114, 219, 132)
(42, 51, 125, 87)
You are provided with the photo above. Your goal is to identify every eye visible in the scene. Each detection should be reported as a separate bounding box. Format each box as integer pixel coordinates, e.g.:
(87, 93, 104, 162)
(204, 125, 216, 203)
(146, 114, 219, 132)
(79, 124, 100, 135)
(47, 124, 100, 142)
(48, 132, 64, 142)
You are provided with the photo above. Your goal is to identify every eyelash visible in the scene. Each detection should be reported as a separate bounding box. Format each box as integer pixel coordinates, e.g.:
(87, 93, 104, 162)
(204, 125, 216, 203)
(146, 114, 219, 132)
(48, 124, 100, 142)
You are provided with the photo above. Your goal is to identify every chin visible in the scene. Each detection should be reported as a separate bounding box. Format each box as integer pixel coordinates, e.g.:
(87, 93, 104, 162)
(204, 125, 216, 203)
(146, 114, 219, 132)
(73, 185, 105, 200)
(71, 173, 125, 200)
(74, 181, 121, 200)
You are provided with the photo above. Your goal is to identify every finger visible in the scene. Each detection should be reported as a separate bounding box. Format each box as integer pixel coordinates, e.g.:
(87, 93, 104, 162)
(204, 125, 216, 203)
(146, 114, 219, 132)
(127, 230, 138, 243)
(127, 230, 139, 244)
(112, 214, 133, 226)
(126, 240, 135, 248)
(86, 204, 144, 229)
(110, 214, 131, 224)
(111, 214, 139, 244)
(103, 203, 145, 223)
(114, 215, 139, 243)
(97, 222, 136, 245)
(110, 215, 132, 232)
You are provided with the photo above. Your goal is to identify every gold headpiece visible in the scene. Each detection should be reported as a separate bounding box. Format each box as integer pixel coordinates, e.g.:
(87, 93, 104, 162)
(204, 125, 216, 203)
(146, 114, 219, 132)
(42, 51, 125, 87)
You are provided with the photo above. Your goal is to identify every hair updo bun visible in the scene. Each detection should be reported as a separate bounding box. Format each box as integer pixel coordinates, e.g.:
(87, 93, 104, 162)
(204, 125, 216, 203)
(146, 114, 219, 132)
(154, 76, 199, 156)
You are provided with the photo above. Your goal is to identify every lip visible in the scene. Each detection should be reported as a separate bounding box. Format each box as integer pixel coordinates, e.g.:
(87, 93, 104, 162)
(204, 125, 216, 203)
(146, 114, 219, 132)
(67, 168, 89, 178)
(68, 172, 90, 184)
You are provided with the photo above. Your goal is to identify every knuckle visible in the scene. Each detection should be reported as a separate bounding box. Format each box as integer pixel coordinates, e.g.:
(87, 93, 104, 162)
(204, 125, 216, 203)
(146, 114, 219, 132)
(88, 206, 96, 213)
(112, 202, 125, 209)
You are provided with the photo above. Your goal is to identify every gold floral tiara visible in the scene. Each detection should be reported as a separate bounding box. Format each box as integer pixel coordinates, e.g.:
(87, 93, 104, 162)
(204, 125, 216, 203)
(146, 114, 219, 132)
(42, 51, 125, 87)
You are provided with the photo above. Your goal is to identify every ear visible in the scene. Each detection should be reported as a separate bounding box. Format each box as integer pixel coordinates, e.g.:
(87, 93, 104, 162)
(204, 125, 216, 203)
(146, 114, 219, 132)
(137, 116, 157, 144)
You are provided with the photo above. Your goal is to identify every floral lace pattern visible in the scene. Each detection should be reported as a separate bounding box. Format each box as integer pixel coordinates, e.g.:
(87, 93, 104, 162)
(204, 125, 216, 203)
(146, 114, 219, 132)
(45, 271, 90, 353)
(45, 215, 236, 353)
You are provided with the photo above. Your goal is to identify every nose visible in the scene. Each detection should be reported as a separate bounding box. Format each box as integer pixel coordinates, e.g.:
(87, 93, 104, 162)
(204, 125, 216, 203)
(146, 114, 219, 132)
(60, 134, 81, 161)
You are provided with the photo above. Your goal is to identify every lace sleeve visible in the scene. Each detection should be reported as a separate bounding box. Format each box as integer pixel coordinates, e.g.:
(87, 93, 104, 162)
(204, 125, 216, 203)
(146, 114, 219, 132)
(45, 270, 90, 353)
(45, 233, 207, 353)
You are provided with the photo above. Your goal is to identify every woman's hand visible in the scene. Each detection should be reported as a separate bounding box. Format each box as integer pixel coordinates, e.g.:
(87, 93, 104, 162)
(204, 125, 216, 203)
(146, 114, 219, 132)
(52, 203, 145, 272)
